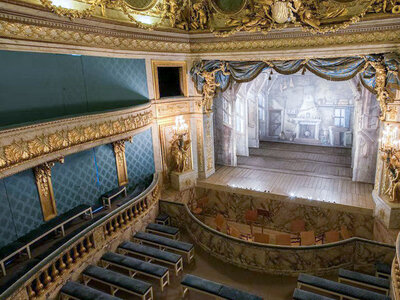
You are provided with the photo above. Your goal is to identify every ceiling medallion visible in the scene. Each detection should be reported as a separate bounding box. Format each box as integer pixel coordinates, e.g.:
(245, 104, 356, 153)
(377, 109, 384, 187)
(124, 0, 158, 11)
(210, 0, 247, 15)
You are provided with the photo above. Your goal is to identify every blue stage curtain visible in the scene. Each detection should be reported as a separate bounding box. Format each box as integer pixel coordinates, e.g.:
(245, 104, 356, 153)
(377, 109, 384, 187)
(190, 53, 400, 98)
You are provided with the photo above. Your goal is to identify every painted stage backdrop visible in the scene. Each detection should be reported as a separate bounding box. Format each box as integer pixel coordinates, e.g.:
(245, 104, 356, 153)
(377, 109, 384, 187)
(259, 72, 359, 147)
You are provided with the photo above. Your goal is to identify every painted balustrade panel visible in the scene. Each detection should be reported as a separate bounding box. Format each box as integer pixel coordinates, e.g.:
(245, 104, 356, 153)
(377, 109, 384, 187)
(160, 200, 394, 276)
(195, 187, 374, 239)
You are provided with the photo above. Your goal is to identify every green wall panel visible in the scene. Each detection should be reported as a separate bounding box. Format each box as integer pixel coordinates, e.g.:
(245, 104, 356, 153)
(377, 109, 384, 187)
(0, 51, 149, 128)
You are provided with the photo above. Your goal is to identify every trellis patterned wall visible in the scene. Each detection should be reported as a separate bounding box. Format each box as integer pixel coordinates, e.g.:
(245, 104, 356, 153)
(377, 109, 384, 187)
(0, 50, 149, 128)
(0, 128, 155, 247)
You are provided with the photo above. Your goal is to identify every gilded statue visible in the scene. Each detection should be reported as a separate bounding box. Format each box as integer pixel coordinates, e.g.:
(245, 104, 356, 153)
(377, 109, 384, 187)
(191, 0, 209, 30)
(369, 60, 392, 121)
(164, 0, 189, 30)
(171, 132, 191, 173)
(383, 151, 400, 202)
(200, 62, 230, 112)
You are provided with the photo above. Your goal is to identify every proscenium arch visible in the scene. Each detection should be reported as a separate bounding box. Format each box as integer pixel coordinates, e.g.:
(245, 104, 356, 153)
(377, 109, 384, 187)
(190, 54, 400, 120)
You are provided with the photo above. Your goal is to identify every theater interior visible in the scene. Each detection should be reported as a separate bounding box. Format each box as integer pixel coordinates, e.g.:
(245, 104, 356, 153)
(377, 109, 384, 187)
(0, 0, 400, 299)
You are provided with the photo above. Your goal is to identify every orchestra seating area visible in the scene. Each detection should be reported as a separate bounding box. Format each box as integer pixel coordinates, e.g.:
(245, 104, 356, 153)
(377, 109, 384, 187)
(59, 214, 265, 300)
(201, 211, 351, 246)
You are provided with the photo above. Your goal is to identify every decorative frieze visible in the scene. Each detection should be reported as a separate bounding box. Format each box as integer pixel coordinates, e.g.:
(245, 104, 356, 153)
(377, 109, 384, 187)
(0, 105, 153, 178)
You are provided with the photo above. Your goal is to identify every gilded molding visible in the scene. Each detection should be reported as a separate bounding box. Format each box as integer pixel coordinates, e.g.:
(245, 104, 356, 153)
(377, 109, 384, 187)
(112, 138, 131, 186)
(34, 157, 64, 221)
(0, 105, 153, 177)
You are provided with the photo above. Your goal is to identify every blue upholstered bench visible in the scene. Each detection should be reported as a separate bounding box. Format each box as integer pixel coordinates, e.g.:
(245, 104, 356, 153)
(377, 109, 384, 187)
(118, 241, 183, 275)
(0, 204, 92, 276)
(297, 273, 390, 300)
(376, 262, 391, 279)
(338, 268, 390, 295)
(101, 252, 169, 292)
(181, 274, 263, 300)
(134, 232, 194, 263)
(101, 186, 127, 209)
(145, 223, 180, 240)
(82, 265, 153, 300)
(60, 281, 122, 300)
(155, 213, 170, 226)
(293, 288, 335, 300)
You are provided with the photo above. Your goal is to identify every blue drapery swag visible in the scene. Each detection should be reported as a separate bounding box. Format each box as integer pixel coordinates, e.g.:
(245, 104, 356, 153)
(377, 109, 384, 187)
(190, 53, 400, 99)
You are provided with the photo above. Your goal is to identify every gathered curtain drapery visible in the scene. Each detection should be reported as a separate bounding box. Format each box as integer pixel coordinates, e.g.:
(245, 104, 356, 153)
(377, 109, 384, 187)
(190, 53, 400, 109)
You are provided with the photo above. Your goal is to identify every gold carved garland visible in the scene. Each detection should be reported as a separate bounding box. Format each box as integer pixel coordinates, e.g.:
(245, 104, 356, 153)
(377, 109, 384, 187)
(0, 111, 152, 173)
(197, 58, 396, 121)
(31, 0, 400, 34)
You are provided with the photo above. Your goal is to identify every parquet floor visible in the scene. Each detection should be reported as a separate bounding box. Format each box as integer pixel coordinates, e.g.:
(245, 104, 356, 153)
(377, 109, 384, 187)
(199, 165, 375, 210)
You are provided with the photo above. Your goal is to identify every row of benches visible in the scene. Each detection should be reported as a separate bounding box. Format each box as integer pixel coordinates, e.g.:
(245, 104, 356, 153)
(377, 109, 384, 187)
(295, 263, 392, 300)
(61, 221, 190, 300)
(0, 183, 150, 278)
(60, 219, 264, 300)
(0, 204, 92, 276)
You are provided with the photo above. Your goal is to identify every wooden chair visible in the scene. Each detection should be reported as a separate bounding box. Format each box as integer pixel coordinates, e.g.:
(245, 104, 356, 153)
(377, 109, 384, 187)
(254, 233, 270, 244)
(245, 210, 258, 234)
(215, 214, 226, 232)
(300, 231, 316, 246)
(276, 234, 291, 246)
(324, 230, 340, 243)
(340, 226, 352, 240)
(291, 219, 306, 234)
(228, 225, 241, 238)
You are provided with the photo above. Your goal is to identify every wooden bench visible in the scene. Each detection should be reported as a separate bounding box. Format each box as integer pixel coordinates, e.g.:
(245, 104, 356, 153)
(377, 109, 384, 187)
(375, 262, 391, 279)
(101, 252, 170, 292)
(101, 186, 127, 209)
(82, 265, 153, 300)
(118, 241, 183, 276)
(145, 223, 180, 240)
(60, 281, 122, 300)
(0, 204, 92, 276)
(297, 273, 390, 300)
(338, 268, 390, 295)
(293, 288, 335, 300)
(181, 274, 263, 300)
(133, 232, 194, 263)
(156, 213, 170, 226)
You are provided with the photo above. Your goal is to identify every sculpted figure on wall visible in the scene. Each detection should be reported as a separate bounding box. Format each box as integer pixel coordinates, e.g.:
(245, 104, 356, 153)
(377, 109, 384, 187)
(171, 133, 191, 172)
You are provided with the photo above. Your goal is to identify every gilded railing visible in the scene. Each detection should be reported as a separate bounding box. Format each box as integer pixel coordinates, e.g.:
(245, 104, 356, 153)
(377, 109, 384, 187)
(392, 234, 400, 299)
(1, 174, 160, 300)
(160, 200, 396, 277)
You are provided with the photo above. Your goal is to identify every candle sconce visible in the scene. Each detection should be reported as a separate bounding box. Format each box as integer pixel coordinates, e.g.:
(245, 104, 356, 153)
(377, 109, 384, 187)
(171, 116, 191, 173)
(380, 124, 400, 202)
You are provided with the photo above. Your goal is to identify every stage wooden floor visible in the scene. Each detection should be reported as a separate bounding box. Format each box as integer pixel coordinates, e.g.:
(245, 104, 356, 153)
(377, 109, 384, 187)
(198, 165, 375, 210)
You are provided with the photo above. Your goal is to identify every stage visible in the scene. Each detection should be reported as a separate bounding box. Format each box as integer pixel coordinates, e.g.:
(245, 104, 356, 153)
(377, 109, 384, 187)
(197, 165, 374, 213)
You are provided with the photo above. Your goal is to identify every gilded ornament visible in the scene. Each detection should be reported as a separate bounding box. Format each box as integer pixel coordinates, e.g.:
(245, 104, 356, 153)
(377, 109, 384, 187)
(0, 110, 152, 173)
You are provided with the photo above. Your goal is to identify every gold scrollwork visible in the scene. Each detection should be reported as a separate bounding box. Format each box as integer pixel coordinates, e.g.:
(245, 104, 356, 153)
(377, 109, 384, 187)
(34, 157, 64, 221)
(0, 111, 153, 173)
(113, 137, 132, 186)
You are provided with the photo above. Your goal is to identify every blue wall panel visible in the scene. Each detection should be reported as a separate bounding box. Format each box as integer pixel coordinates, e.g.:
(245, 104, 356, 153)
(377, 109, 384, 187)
(93, 144, 118, 194)
(52, 150, 101, 214)
(0, 51, 149, 128)
(125, 128, 155, 190)
(82, 56, 148, 112)
(0, 179, 17, 248)
(3, 170, 43, 237)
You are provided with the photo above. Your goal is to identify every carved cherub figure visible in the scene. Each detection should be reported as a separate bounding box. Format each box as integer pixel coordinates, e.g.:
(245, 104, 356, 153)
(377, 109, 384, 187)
(191, 1, 208, 30)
